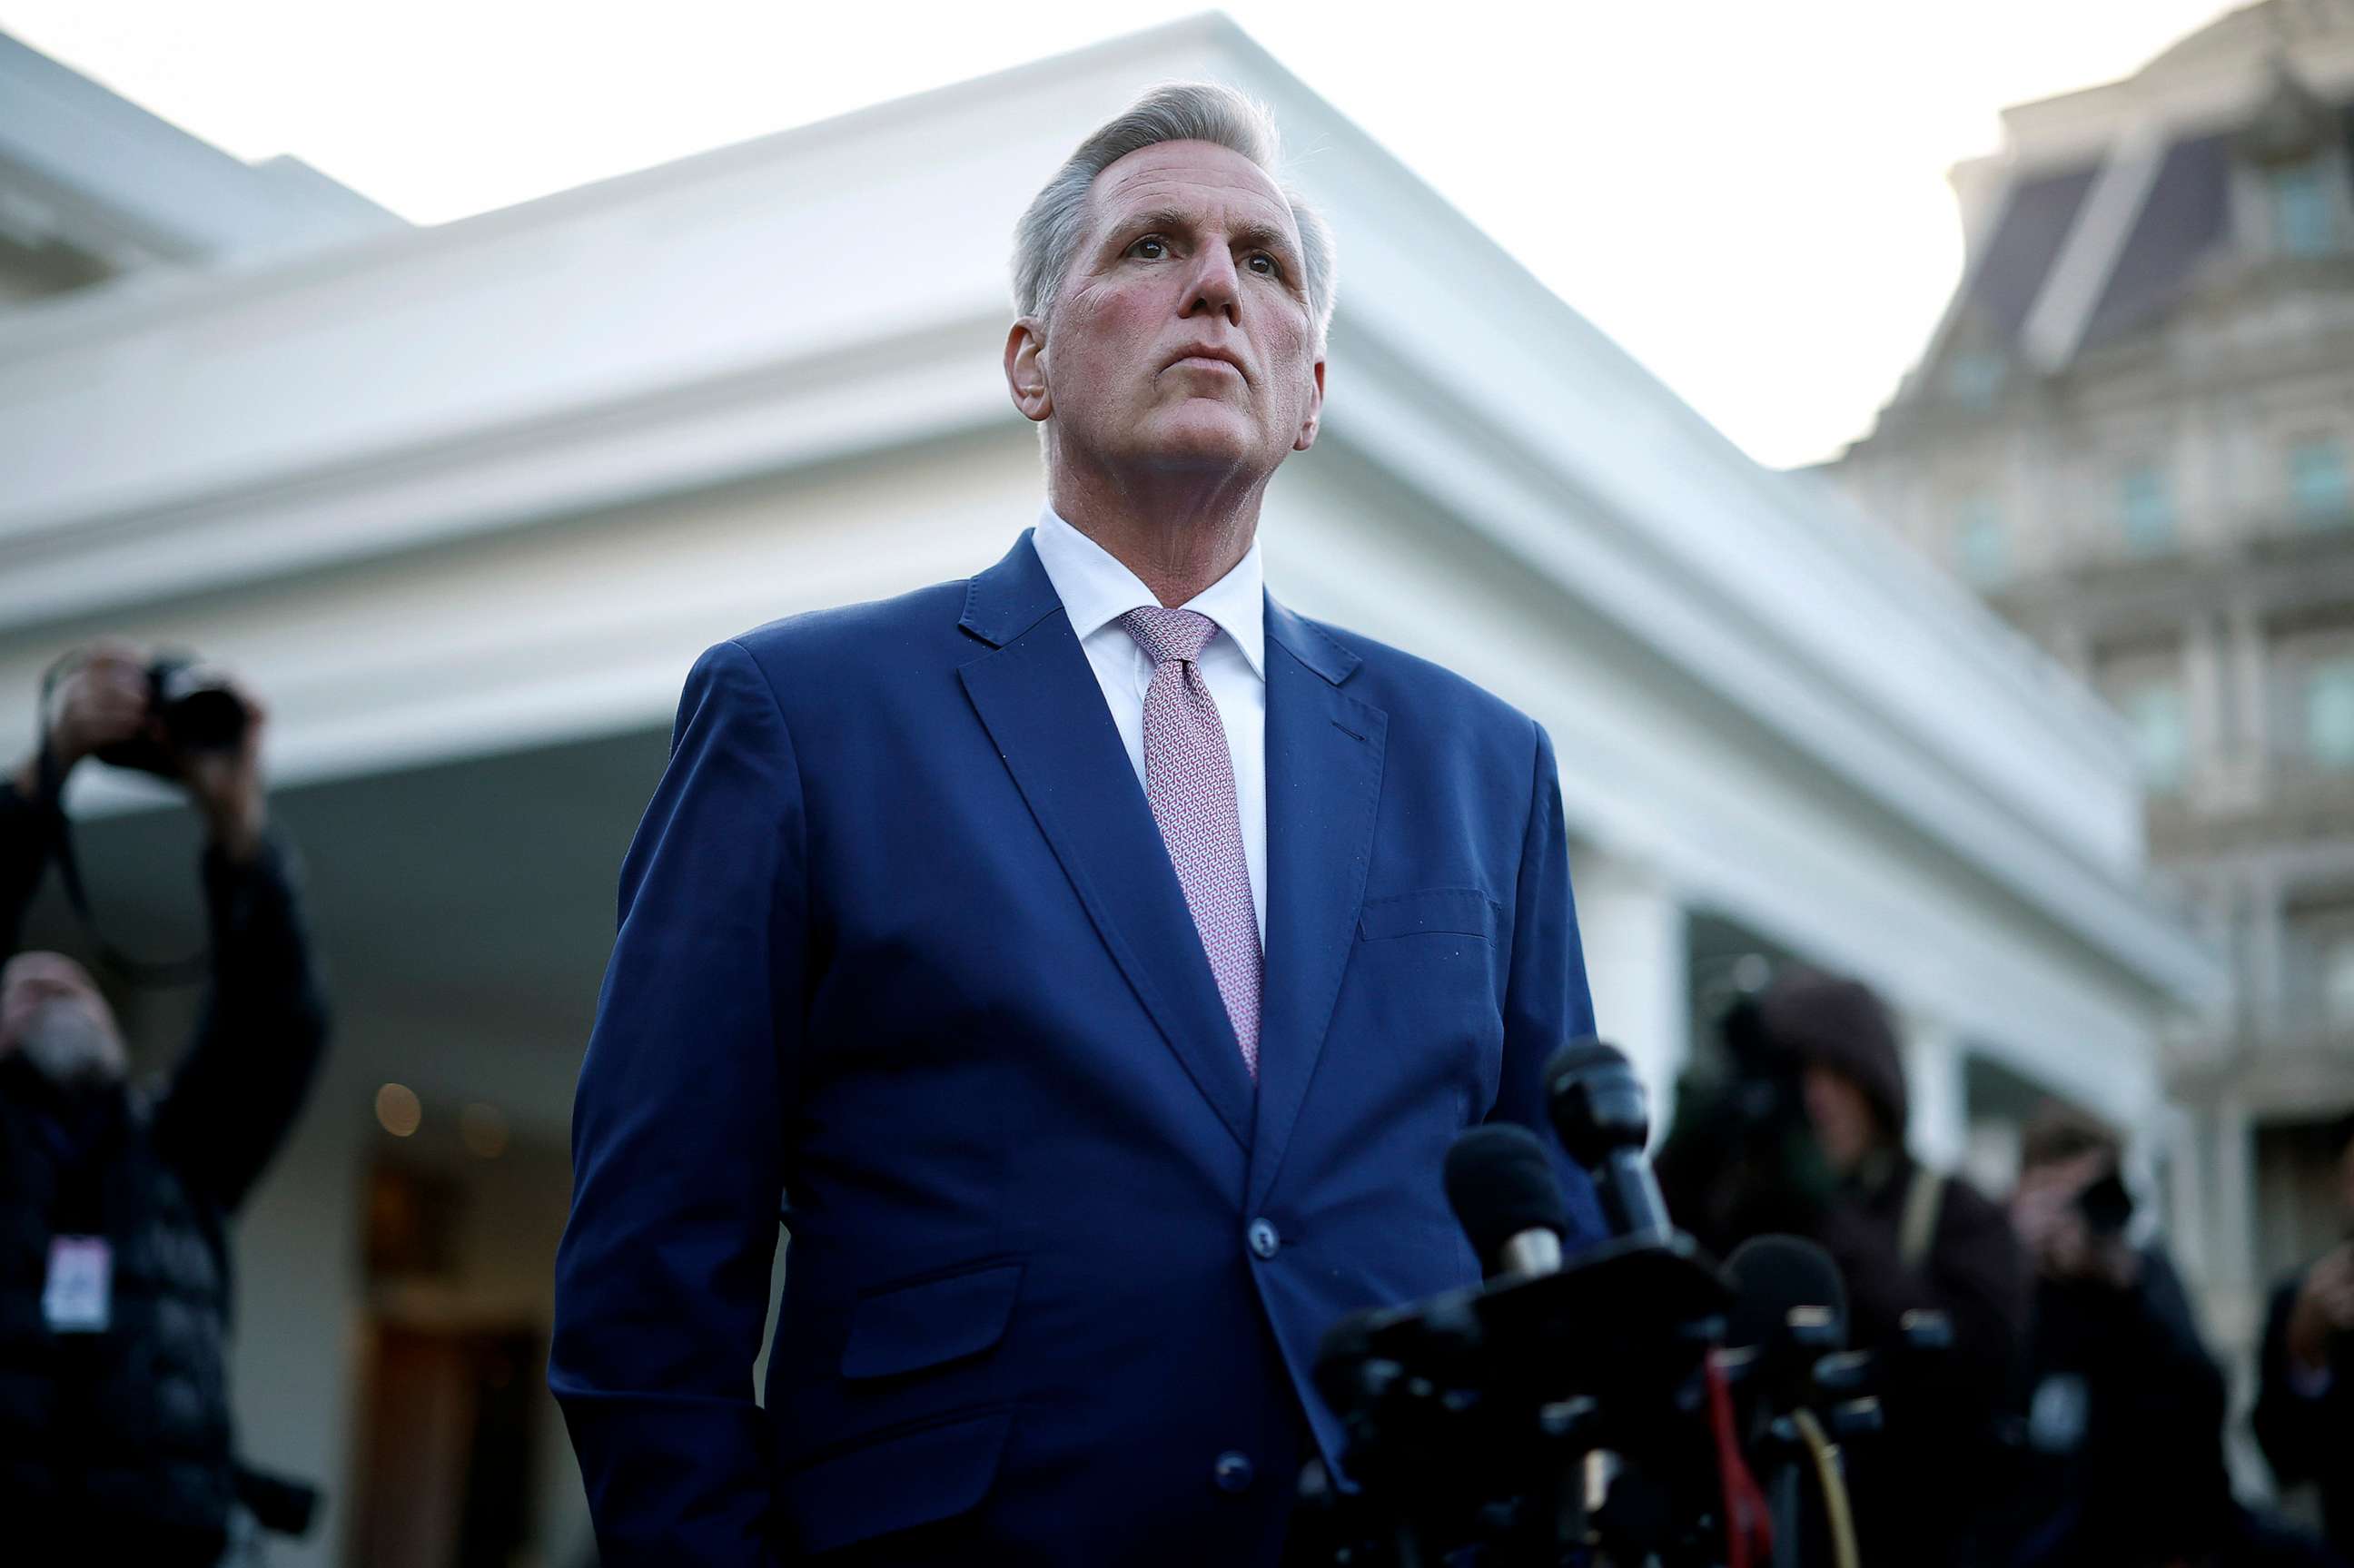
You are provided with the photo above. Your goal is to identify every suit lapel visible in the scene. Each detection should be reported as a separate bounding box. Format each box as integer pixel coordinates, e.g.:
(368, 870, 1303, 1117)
(1249, 597, 1388, 1213)
(957, 533, 1256, 1151)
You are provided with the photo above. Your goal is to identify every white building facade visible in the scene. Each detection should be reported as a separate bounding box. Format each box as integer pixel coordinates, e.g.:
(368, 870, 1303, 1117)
(0, 19, 2221, 1565)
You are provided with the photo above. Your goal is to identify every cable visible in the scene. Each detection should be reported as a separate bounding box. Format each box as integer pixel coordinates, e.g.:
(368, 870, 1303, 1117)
(1705, 1350, 1773, 1568)
(1789, 1408, 1860, 1568)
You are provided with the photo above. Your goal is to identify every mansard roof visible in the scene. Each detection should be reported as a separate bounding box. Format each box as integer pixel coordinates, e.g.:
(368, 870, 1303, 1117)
(1888, 7, 2354, 409)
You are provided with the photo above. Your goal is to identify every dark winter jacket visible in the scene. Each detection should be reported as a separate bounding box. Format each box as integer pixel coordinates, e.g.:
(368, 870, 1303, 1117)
(0, 780, 329, 1563)
(2256, 1264, 2354, 1560)
(2009, 1246, 2236, 1567)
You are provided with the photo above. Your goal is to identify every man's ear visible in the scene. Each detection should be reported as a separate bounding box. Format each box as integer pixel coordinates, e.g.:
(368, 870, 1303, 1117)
(1004, 319, 1053, 424)
(1292, 354, 1326, 452)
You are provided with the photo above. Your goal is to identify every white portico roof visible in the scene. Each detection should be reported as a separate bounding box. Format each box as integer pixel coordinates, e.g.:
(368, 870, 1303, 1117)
(0, 15, 2225, 1124)
(0, 31, 402, 283)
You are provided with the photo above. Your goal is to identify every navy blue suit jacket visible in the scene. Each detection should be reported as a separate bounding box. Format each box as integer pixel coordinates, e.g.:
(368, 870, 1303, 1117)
(552, 531, 1604, 1565)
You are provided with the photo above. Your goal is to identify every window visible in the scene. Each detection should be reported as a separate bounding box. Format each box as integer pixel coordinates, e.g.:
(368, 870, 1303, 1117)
(2122, 682, 2189, 794)
(2327, 936, 2354, 1027)
(2308, 657, 2354, 769)
(2118, 462, 2176, 555)
(2273, 162, 2338, 256)
(2290, 439, 2351, 527)
(1953, 498, 2007, 587)
(1944, 352, 2004, 409)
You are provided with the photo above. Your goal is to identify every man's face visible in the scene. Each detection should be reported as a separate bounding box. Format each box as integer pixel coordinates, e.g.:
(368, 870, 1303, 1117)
(0, 952, 126, 1090)
(1801, 1063, 1879, 1177)
(1022, 139, 1324, 480)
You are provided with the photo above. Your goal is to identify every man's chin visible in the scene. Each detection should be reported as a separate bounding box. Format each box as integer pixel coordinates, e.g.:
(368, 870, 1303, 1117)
(1125, 409, 1269, 473)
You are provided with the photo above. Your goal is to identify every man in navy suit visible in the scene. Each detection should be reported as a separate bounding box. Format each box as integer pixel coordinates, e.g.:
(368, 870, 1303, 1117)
(552, 83, 1603, 1565)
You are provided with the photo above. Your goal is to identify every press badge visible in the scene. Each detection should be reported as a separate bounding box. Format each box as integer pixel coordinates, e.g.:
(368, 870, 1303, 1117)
(42, 1237, 111, 1334)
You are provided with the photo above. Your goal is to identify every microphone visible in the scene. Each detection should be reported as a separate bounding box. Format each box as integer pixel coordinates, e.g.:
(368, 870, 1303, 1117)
(1543, 1039, 1672, 1242)
(1722, 1235, 1864, 1568)
(1311, 1305, 1392, 1420)
(1724, 1235, 1848, 1352)
(1443, 1123, 1571, 1278)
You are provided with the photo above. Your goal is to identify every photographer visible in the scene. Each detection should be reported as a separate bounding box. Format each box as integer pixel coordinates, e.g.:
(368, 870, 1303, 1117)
(0, 640, 329, 1564)
(2005, 1105, 2240, 1567)
(1657, 967, 2029, 1568)
(2255, 1114, 2354, 1563)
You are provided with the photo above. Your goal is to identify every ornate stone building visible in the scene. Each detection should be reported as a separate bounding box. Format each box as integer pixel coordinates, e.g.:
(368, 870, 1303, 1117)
(1830, 0, 2354, 1363)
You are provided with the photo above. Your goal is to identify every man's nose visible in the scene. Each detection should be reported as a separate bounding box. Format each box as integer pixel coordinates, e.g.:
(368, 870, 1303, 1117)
(1182, 245, 1241, 323)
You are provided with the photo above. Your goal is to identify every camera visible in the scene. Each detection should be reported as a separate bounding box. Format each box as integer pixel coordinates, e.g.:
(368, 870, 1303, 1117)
(86, 654, 249, 776)
(2075, 1169, 2134, 1239)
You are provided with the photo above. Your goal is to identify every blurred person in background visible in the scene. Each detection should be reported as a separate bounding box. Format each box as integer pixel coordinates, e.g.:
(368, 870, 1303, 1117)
(2256, 1113, 2354, 1563)
(2006, 1106, 2339, 1568)
(2006, 1104, 2235, 1566)
(0, 640, 329, 1564)
(1657, 966, 2030, 1568)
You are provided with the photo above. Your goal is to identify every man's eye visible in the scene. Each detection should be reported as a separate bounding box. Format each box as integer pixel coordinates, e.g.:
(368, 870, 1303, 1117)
(1127, 236, 1168, 260)
(1248, 252, 1282, 278)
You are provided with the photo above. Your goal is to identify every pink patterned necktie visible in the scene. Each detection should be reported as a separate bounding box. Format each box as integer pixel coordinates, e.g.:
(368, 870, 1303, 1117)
(1118, 606, 1262, 1080)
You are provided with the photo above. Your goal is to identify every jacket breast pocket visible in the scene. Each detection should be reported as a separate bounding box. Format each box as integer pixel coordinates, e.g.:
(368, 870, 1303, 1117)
(1360, 887, 1500, 942)
(840, 1257, 1024, 1381)
(1352, 888, 1505, 1120)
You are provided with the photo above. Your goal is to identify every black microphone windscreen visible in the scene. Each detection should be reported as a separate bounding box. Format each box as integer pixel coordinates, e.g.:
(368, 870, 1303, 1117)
(1444, 1124, 1570, 1270)
(1312, 1306, 1388, 1413)
(1543, 1037, 1629, 1089)
(1724, 1234, 1848, 1350)
(1543, 1038, 1652, 1170)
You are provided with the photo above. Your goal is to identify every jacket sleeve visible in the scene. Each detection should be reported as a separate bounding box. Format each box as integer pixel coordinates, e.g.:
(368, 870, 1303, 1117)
(1489, 720, 1607, 1245)
(2110, 1249, 2235, 1534)
(551, 639, 805, 1568)
(0, 777, 64, 960)
(2253, 1273, 2330, 1488)
(149, 833, 332, 1214)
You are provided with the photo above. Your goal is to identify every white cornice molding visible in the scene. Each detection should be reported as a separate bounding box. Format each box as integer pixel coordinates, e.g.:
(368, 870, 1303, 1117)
(0, 308, 1012, 627)
(0, 31, 402, 266)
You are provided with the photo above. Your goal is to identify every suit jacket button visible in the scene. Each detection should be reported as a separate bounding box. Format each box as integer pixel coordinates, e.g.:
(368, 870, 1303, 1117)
(1213, 1450, 1255, 1493)
(1248, 1218, 1279, 1260)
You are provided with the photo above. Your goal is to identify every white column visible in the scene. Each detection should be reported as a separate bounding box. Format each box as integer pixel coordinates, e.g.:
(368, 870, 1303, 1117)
(2208, 1094, 2263, 1359)
(1901, 1015, 1969, 1171)
(228, 1068, 366, 1568)
(2248, 873, 2287, 1041)
(2184, 613, 2225, 801)
(2162, 1101, 2210, 1285)
(2229, 601, 2270, 789)
(1568, 846, 1689, 1126)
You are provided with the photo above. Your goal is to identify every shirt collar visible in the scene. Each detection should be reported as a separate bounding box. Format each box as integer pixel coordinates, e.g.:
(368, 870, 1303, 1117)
(1032, 505, 1266, 680)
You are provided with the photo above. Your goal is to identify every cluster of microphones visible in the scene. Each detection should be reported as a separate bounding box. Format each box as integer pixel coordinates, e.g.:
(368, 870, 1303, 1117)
(1291, 1040, 1951, 1568)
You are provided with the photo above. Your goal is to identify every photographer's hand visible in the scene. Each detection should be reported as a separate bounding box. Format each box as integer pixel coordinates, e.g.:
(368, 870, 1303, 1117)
(175, 686, 270, 865)
(2013, 1151, 2140, 1289)
(2288, 1245, 2354, 1376)
(11, 641, 153, 801)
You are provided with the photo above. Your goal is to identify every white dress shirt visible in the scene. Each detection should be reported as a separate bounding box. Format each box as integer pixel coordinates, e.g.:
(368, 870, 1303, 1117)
(1029, 505, 1268, 944)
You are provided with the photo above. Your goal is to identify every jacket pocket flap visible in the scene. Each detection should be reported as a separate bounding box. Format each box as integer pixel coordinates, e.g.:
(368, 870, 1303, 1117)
(785, 1407, 1014, 1555)
(840, 1259, 1024, 1381)
(1360, 888, 1499, 942)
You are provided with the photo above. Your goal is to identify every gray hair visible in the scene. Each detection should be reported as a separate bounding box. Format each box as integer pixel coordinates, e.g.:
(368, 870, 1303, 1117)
(1012, 83, 1337, 346)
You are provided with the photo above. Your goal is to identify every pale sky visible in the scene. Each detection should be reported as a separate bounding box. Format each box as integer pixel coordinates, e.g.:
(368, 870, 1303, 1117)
(0, 0, 2244, 468)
